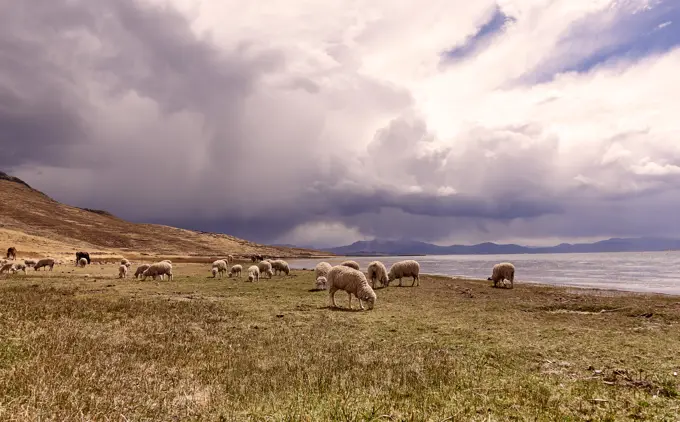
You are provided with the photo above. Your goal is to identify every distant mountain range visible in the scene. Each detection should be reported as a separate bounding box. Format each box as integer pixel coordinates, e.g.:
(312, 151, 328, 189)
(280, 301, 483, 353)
(291, 237, 680, 256)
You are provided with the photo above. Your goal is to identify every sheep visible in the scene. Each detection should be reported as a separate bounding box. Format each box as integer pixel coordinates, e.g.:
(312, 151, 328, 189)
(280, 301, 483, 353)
(121, 258, 131, 268)
(77, 257, 88, 268)
(386, 260, 420, 287)
(341, 260, 360, 271)
(327, 265, 376, 310)
(271, 259, 290, 276)
(257, 260, 273, 279)
(34, 258, 55, 271)
(24, 259, 37, 267)
(247, 265, 260, 282)
(6, 247, 16, 260)
(12, 263, 27, 274)
(118, 264, 128, 278)
(161, 259, 172, 264)
(134, 264, 150, 278)
(0, 263, 14, 274)
(315, 261, 332, 279)
(229, 264, 242, 278)
(367, 261, 389, 288)
(141, 261, 173, 281)
(488, 262, 515, 289)
(211, 267, 218, 278)
(75, 251, 91, 265)
(226, 255, 234, 264)
(315, 276, 328, 290)
(211, 259, 228, 278)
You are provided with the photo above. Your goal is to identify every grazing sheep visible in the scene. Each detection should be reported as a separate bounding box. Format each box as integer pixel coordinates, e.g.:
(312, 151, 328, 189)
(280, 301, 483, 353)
(75, 251, 91, 265)
(141, 261, 173, 281)
(24, 259, 37, 267)
(211, 267, 218, 278)
(327, 265, 376, 310)
(226, 255, 234, 264)
(488, 262, 515, 289)
(12, 263, 27, 274)
(315, 276, 328, 290)
(229, 264, 242, 278)
(341, 260, 360, 271)
(315, 261, 332, 280)
(386, 260, 420, 287)
(121, 258, 131, 267)
(34, 258, 56, 271)
(6, 247, 16, 260)
(161, 259, 172, 264)
(366, 261, 389, 288)
(257, 261, 273, 279)
(0, 263, 14, 274)
(118, 264, 128, 278)
(271, 259, 290, 276)
(77, 257, 88, 268)
(134, 264, 150, 278)
(247, 265, 260, 282)
(212, 259, 228, 278)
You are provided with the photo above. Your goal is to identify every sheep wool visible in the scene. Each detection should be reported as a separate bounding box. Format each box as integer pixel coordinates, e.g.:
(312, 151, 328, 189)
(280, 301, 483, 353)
(24, 259, 37, 267)
(271, 259, 290, 276)
(367, 261, 388, 288)
(0, 263, 14, 274)
(327, 265, 376, 310)
(121, 258, 131, 267)
(257, 261, 273, 279)
(247, 265, 260, 282)
(119, 264, 128, 278)
(77, 257, 88, 268)
(141, 261, 173, 281)
(315, 262, 332, 280)
(387, 260, 420, 287)
(134, 264, 150, 278)
(211, 267, 218, 278)
(229, 264, 242, 278)
(34, 258, 56, 271)
(488, 262, 515, 289)
(212, 260, 228, 278)
(340, 260, 360, 271)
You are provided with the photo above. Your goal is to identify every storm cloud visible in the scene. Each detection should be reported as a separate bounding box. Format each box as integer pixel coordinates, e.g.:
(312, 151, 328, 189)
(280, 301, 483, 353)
(2, 0, 679, 247)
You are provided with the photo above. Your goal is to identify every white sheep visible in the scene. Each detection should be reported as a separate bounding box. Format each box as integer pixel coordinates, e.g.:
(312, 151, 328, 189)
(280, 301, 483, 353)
(24, 259, 37, 267)
(367, 261, 388, 288)
(315, 276, 328, 290)
(141, 261, 173, 281)
(315, 261, 332, 279)
(118, 264, 128, 278)
(77, 257, 88, 268)
(271, 259, 290, 276)
(12, 263, 27, 274)
(229, 264, 242, 278)
(121, 258, 131, 268)
(247, 265, 260, 282)
(327, 265, 376, 310)
(488, 262, 515, 289)
(257, 261, 273, 279)
(134, 264, 150, 278)
(341, 260, 360, 271)
(386, 260, 420, 287)
(212, 259, 228, 278)
(211, 267, 218, 278)
(34, 258, 56, 271)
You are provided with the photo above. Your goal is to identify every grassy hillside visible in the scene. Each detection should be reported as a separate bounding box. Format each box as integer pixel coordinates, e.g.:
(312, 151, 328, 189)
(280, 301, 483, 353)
(0, 174, 327, 261)
(0, 265, 678, 420)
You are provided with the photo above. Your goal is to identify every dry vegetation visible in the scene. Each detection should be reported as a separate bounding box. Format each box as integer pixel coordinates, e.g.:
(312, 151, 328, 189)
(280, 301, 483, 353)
(0, 262, 678, 421)
(0, 176, 328, 261)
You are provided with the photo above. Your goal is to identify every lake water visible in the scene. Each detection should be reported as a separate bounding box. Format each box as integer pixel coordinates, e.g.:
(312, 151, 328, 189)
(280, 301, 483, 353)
(288, 251, 680, 295)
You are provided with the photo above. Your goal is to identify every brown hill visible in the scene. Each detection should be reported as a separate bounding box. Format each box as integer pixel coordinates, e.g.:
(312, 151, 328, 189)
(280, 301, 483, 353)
(0, 173, 329, 262)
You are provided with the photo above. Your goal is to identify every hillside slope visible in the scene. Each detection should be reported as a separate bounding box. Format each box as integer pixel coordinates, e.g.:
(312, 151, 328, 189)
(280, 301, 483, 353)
(0, 174, 327, 260)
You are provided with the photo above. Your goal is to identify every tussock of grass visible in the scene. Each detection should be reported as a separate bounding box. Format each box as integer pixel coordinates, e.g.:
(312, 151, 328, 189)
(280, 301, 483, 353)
(0, 266, 679, 420)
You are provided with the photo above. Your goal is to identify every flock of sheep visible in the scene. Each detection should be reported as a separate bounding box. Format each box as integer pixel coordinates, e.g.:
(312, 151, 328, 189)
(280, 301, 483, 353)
(2, 246, 518, 311)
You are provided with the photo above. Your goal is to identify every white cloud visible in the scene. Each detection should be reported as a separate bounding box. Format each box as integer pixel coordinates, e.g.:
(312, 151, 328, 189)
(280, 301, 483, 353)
(3, 0, 680, 246)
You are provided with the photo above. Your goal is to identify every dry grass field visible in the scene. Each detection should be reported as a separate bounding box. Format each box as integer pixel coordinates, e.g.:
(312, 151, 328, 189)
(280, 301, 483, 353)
(1, 262, 679, 421)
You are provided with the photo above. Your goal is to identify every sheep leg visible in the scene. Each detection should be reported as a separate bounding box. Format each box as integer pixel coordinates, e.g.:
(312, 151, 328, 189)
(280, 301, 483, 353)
(399, 277, 402, 287)
(359, 298, 365, 310)
(329, 289, 338, 307)
(347, 292, 352, 309)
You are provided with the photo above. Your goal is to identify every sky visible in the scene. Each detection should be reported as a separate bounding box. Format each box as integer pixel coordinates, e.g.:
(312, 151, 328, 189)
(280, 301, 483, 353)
(1, 0, 680, 248)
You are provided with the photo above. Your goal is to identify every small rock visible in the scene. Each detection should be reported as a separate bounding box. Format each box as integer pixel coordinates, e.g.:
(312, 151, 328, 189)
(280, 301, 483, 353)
(276, 314, 284, 318)
(674, 372, 678, 377)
